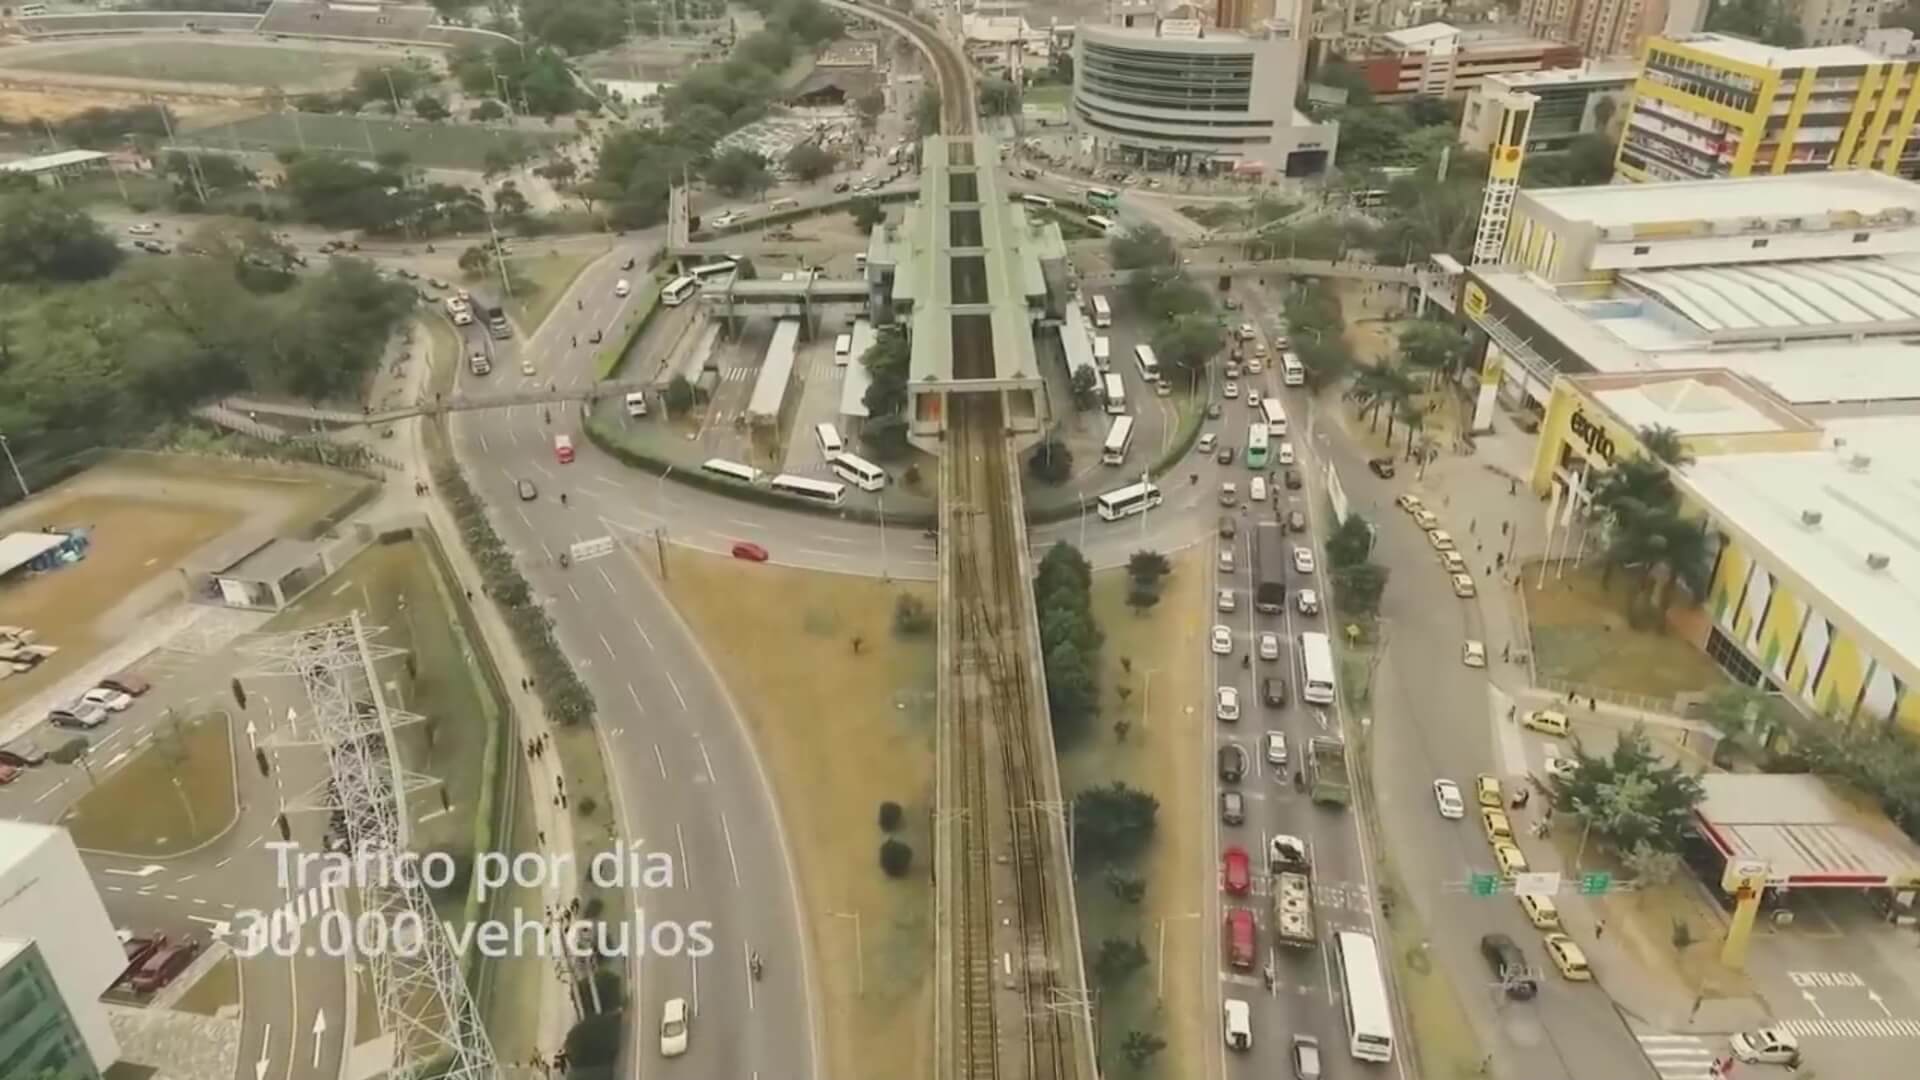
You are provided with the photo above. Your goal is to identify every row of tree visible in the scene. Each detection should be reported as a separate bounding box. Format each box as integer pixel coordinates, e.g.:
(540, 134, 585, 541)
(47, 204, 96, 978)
(0, 197, 417, 483)
(1590, 425, 1712, 625)
(856, 327, 911, 461)
(1110, 224, 1227, 380)
(1037, 543, 1102, 743)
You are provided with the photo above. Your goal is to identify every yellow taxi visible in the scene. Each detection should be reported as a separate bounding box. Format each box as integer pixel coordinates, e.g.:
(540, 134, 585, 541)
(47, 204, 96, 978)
(1522, 709, 1570, 736)
(1543, 933, 1593, 981)
(1481, 807, 1513, 844)
(1451, 573, 1477, 598)
(1518, 893, 1561, 930)
(1439, 551, 1469, 574)
(1493, 841, 1529, 879)
(1475, 774, 1502, 808)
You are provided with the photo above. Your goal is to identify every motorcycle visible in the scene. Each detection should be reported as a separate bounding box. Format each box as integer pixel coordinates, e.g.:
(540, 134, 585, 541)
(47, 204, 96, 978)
(750, 953, 763, 981)
(558, 552, 570, 569)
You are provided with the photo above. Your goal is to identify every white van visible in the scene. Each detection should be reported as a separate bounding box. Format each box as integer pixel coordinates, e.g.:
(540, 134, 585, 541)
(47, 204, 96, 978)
(1282, 353, 1306, 387)
(1249, 476, 1268, 503)
(834, 333, 853, 365)
(624, 391, 649, 418)
(814, 422, 844, 457)
(768, 197, 798, 211)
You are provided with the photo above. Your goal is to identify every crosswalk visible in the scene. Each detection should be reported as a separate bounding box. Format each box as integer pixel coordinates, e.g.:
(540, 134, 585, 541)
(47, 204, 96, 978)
(1636, 1034, 1714, 1080)
(1775, 1016, 1920, 1038)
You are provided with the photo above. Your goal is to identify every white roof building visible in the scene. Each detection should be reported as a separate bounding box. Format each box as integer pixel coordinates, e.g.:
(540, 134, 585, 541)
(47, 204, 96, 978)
(0, 823, 124, 1073)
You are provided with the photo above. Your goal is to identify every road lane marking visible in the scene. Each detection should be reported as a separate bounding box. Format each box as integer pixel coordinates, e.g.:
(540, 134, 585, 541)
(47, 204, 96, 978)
(600, 633, 617, 660)
(676, 822, 692, 892)
(742, 938, 756, 1012)
(626, 683, 648, 718)
(653, 744, 667, 780)
(214, 857, 232, 869)
(699, 743, 717, 784)
(33, 780, 67, 803)
(726, 518, 767, 531)
(598, 566, 618, 593)
(721, 813, 742, 887)
(664, 671, 688, 711)
(794, 547, 848, 560)
(632, 618, 653, 650)
(567, 583, 582, 603)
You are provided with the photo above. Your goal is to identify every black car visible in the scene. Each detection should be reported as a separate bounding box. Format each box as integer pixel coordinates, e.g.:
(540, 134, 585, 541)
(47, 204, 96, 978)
(1219, 515, 1237, 540)
(1218, 744, 1247, 783)
(1284, 469, 1302, 490)
(833, 180, 851, 193)
(1480, 933, 1537, 1000)
(1216, 445, 1236, 466)
(1262, 677, 1289, 707)
(1368, 456, 1397, 479)
(1286, 509, 1308, 533)
(1206, 402, 1223, 419)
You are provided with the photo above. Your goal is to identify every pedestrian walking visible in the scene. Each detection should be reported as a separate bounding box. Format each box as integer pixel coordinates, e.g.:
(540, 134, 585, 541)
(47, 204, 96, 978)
(537, 829, 546, 845)
(1502, 644, 1511, 663)
(1590, 695, 1599, 711)
(1595, 920, 1607, 940)
(1507, 703, 1516, 720)
(1567, 688, 1578, 704)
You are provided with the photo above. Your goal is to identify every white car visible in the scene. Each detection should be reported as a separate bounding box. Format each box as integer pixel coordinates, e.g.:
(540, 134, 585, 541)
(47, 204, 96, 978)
(614, 278, 632, 297)
(1224, 999, 1252, 1051)
(1258, 632, 1280, 661)
(1246, 357, 1263, 374)
(81, 687, 134, 713)
(1211, 626, 1233, 655)
(1216, 686, 1241, 722)
(1544, 756, 1578, 782)
(1265, 731, 1288, 765)
(1278, 441, 1295, 465)
(1295, 589, 1319, 616)
(1292, 546, 1315, 574)
(1433, 779, 1466, 819)
(660, 997, 690, 1057)
(1217, 589, 1236, 613)
(1396, 493, 1425, 514)
(1730, 1028, 1801, 1066)
(1462, 640, 1487, 668)
(520, 359, 536, 376)
(1219, 548, 1235, 573)
(1198, 432, 1217, 454)
(1224, 381, 1240, 400)
(127, 222, 157, 236)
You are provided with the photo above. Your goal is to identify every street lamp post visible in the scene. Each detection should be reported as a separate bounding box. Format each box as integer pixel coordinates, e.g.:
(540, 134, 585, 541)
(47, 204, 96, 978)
(0, 434, 28, 498)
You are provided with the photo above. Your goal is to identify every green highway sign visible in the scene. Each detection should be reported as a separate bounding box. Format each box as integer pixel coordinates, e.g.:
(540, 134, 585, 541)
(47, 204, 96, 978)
(1470, 873, 1499, 896)
(1580, 871, 1612, 896)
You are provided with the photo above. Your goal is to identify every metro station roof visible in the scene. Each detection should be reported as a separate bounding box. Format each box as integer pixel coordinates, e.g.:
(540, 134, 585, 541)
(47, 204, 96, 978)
(1693, 773, 1920, 888)
(1621, 257, 1920, 333)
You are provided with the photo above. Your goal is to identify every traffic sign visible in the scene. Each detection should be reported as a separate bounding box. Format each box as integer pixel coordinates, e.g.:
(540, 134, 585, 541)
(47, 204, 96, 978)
(570, 536, 616, 563)
(1470, 873, 1499, 896)
(1514, 871, 1561, 898)
(1580, 871, 1613, 896)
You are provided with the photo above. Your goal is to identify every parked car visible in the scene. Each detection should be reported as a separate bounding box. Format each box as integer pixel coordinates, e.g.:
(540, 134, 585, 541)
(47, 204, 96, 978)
(1220, 790, 1245, 825)
(49, 702, 109, 730)
(1218, 743, 1247, 783)
(731, 542, 770, 563)
(660, 996, 691, 1057)
(1367, 457, 1397, 478)
(1215, 686, 1241, 722)
(1211, 626, 1232, 655)
(81, 687, 133, 713)
(1542, 933, 1592, 981)
(118, 932, 167, 987)
(100, 672, 151, 697)
(1222, 846, 1252, 894)
(1730, 1027, 1801, 1066)
(0, 740, 48, 768)
(1479, 933, 1536, 1000)
(1223, 998, 1253, 1050)
(129, 940, 201, 993)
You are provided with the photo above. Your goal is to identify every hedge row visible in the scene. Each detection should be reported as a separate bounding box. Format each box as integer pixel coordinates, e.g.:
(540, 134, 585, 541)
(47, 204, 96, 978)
(432, 454, 596, 727)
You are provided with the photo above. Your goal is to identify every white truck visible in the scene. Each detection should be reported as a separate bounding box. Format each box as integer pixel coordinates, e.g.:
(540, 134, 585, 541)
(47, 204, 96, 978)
(1268, 834, 1315, 948)
(445, 296, 473, 326)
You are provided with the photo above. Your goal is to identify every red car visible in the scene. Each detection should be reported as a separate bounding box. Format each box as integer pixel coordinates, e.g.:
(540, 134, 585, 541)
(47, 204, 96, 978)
(0, 762, 18, 785)
(1225, 907, 1256, 970)
(100, 671, 151, 697)
(731, 541, 769, 562)
(1222, 845, 1252, 895)
(118, 933, 166, 987)
(129, 940, 200, 993)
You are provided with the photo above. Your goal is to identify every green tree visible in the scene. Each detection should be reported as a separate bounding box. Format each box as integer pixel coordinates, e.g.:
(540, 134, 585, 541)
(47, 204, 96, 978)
(0, 194, 123, 283)
(1071, 782, 1160, 865)
(664, 375, 696, 415)
(1092, 937, 1149, 986)
(855, 88, 886, 127)
(1122, 1030, 1167, 1070)
(1556, 726, 1706, 854)
(1045, 638, 1099, 738)
(1522, 132, 1618, 188)
(1705, 0, 1805, 46)
(472, 99, 508, 122)
(1028, 439, 1072, 484)
(1326, 515, 1373, 570)
(1331, 562, 1389, 616)
(1150, 313, 1220, 378)
(1126, 550, 1171, 591)
(493, 182, 532, 220)
(1069, 364, 1101, 411)
(413, 95, 449, 121)
(849, 196, 885, 231)
(977, 77, 1020, 117)
(1344, 363, 1418, 437)
(705, 148, 771, 197)
(916, 87, 943, 135)
(1109, 223, 1176, 270)
(1396, 319, 1470, 384)
(784, 142, 837, 182)
(1637, 423, 1694, 467)
(353, 61, 431, 108)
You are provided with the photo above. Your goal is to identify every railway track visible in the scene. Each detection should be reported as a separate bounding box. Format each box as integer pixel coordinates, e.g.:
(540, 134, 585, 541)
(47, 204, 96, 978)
(838, 4, 1083, 1080)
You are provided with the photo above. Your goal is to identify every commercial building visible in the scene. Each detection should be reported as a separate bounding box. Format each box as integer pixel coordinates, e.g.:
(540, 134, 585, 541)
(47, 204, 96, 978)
(1458, 61, 1636, 154)
(0, 824, 123, 1078)
(1615, 33, 1920, 183)
(1460, 171, 1920, 730)
(1516, 0, 1706, 60)
(1071, 3, 1337, 176)
(0, 149, 109, 187)
(1797, 0, 1895, 48)
(1334, 21, 1583, 101)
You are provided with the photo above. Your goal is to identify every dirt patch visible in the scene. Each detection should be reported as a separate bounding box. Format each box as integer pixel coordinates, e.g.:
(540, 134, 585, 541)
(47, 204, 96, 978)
(1524, 566, 1731, 702)
(658, 549, 937, 1080)
(1058, 551, 1209, 1078)
(0, 81, 261, 125)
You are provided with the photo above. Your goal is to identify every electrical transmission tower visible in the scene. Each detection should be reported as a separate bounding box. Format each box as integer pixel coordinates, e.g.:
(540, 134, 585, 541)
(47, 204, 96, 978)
(245, 614, 501, 1079)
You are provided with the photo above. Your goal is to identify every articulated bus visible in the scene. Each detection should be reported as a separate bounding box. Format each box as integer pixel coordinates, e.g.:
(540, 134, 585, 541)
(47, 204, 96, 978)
(770, 474, 846, 507)
(1096, 481, 1161, 521)
(1261, 397, 1289, 437)
(1246, 424, 1269, 469)
(1300, 631, 1337, 706)
(1087, 186, 1120, 211)
(1332, 931, 1395, 1062)
(1101, 415, 1135, 466)
(661, 275, 699, 307)
(1133, 344, 1160, 384)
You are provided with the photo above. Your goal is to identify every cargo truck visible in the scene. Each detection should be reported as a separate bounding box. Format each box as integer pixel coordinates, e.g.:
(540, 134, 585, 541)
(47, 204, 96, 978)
(1307, 736, 1350, 807)
(1253, 522, 1287, 614)
(483, 304, 511, 339)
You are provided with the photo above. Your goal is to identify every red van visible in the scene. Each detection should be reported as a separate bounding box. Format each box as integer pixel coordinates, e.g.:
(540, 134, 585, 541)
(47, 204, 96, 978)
(1226, 907, 1256, 971)
(554, 435, 574, 464)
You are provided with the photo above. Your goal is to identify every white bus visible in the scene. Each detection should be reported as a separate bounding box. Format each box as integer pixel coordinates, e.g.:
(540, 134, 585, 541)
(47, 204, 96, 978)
(688, 257, 740, 281)
(1261, 397, 1289, 437)
(1090, 295, 1112, 328)
(661, 275, 699, 307)
(1102, 372, 1126, 415)
(1300, 631, 1337, 705)
(814, 422, 845, 457)
(1092, 334, 1112, 370)
(1133, 344, 1160, 383)
(1087, 214, 1117, 235)
(701, 458, 762, 485)
(771, 473, 847, 506)
(1096, 481, 1162, 521)
(1019, 193, 1055, 209)
(1282, 352, 1306, 387)
(829, 452, 888, 492)
(1332, 931, 1395, 1063)
(1101, 415, 1135, 466)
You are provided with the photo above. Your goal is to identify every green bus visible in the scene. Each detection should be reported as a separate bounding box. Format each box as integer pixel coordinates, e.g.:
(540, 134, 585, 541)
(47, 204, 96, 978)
(1087, 186, 1120, 211)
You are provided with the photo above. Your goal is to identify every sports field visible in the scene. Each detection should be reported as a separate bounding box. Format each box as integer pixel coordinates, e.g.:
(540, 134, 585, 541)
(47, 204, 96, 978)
(4, 40, 373, 88)
(185, 111, 566, 171)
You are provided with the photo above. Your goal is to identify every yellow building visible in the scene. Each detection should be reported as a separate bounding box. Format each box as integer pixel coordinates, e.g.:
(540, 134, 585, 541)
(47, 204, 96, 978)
(1615, 33, 1920, 183)
(1528, 370, 1920, 734)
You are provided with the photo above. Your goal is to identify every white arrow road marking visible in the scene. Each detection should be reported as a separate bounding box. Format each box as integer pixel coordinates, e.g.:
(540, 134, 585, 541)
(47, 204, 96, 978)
(1802, 990, 1827, 1018)
(255, 1024, 272, 1080)
(103, 864, 166, 878)
(311, 1010, 328, 1069)
(1869, 989, 1893, 1017)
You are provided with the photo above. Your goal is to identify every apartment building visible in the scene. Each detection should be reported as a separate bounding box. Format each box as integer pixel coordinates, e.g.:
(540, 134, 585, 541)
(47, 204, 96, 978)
(1616, 33, 1920, 182)
(1516, 0, 1706, 58)
(1459, 61, 1637, 153)
(1335, 21, 1583, 101)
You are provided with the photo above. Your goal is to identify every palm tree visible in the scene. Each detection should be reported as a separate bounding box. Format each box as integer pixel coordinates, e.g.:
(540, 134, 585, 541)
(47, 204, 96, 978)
(1647, 512, 1711, 612)
(1394, 397, 1425, 452)
(1345, 364, 1417, 434)
(1591, 454, 1673, 519)
(1637, 424, 1694, 468)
